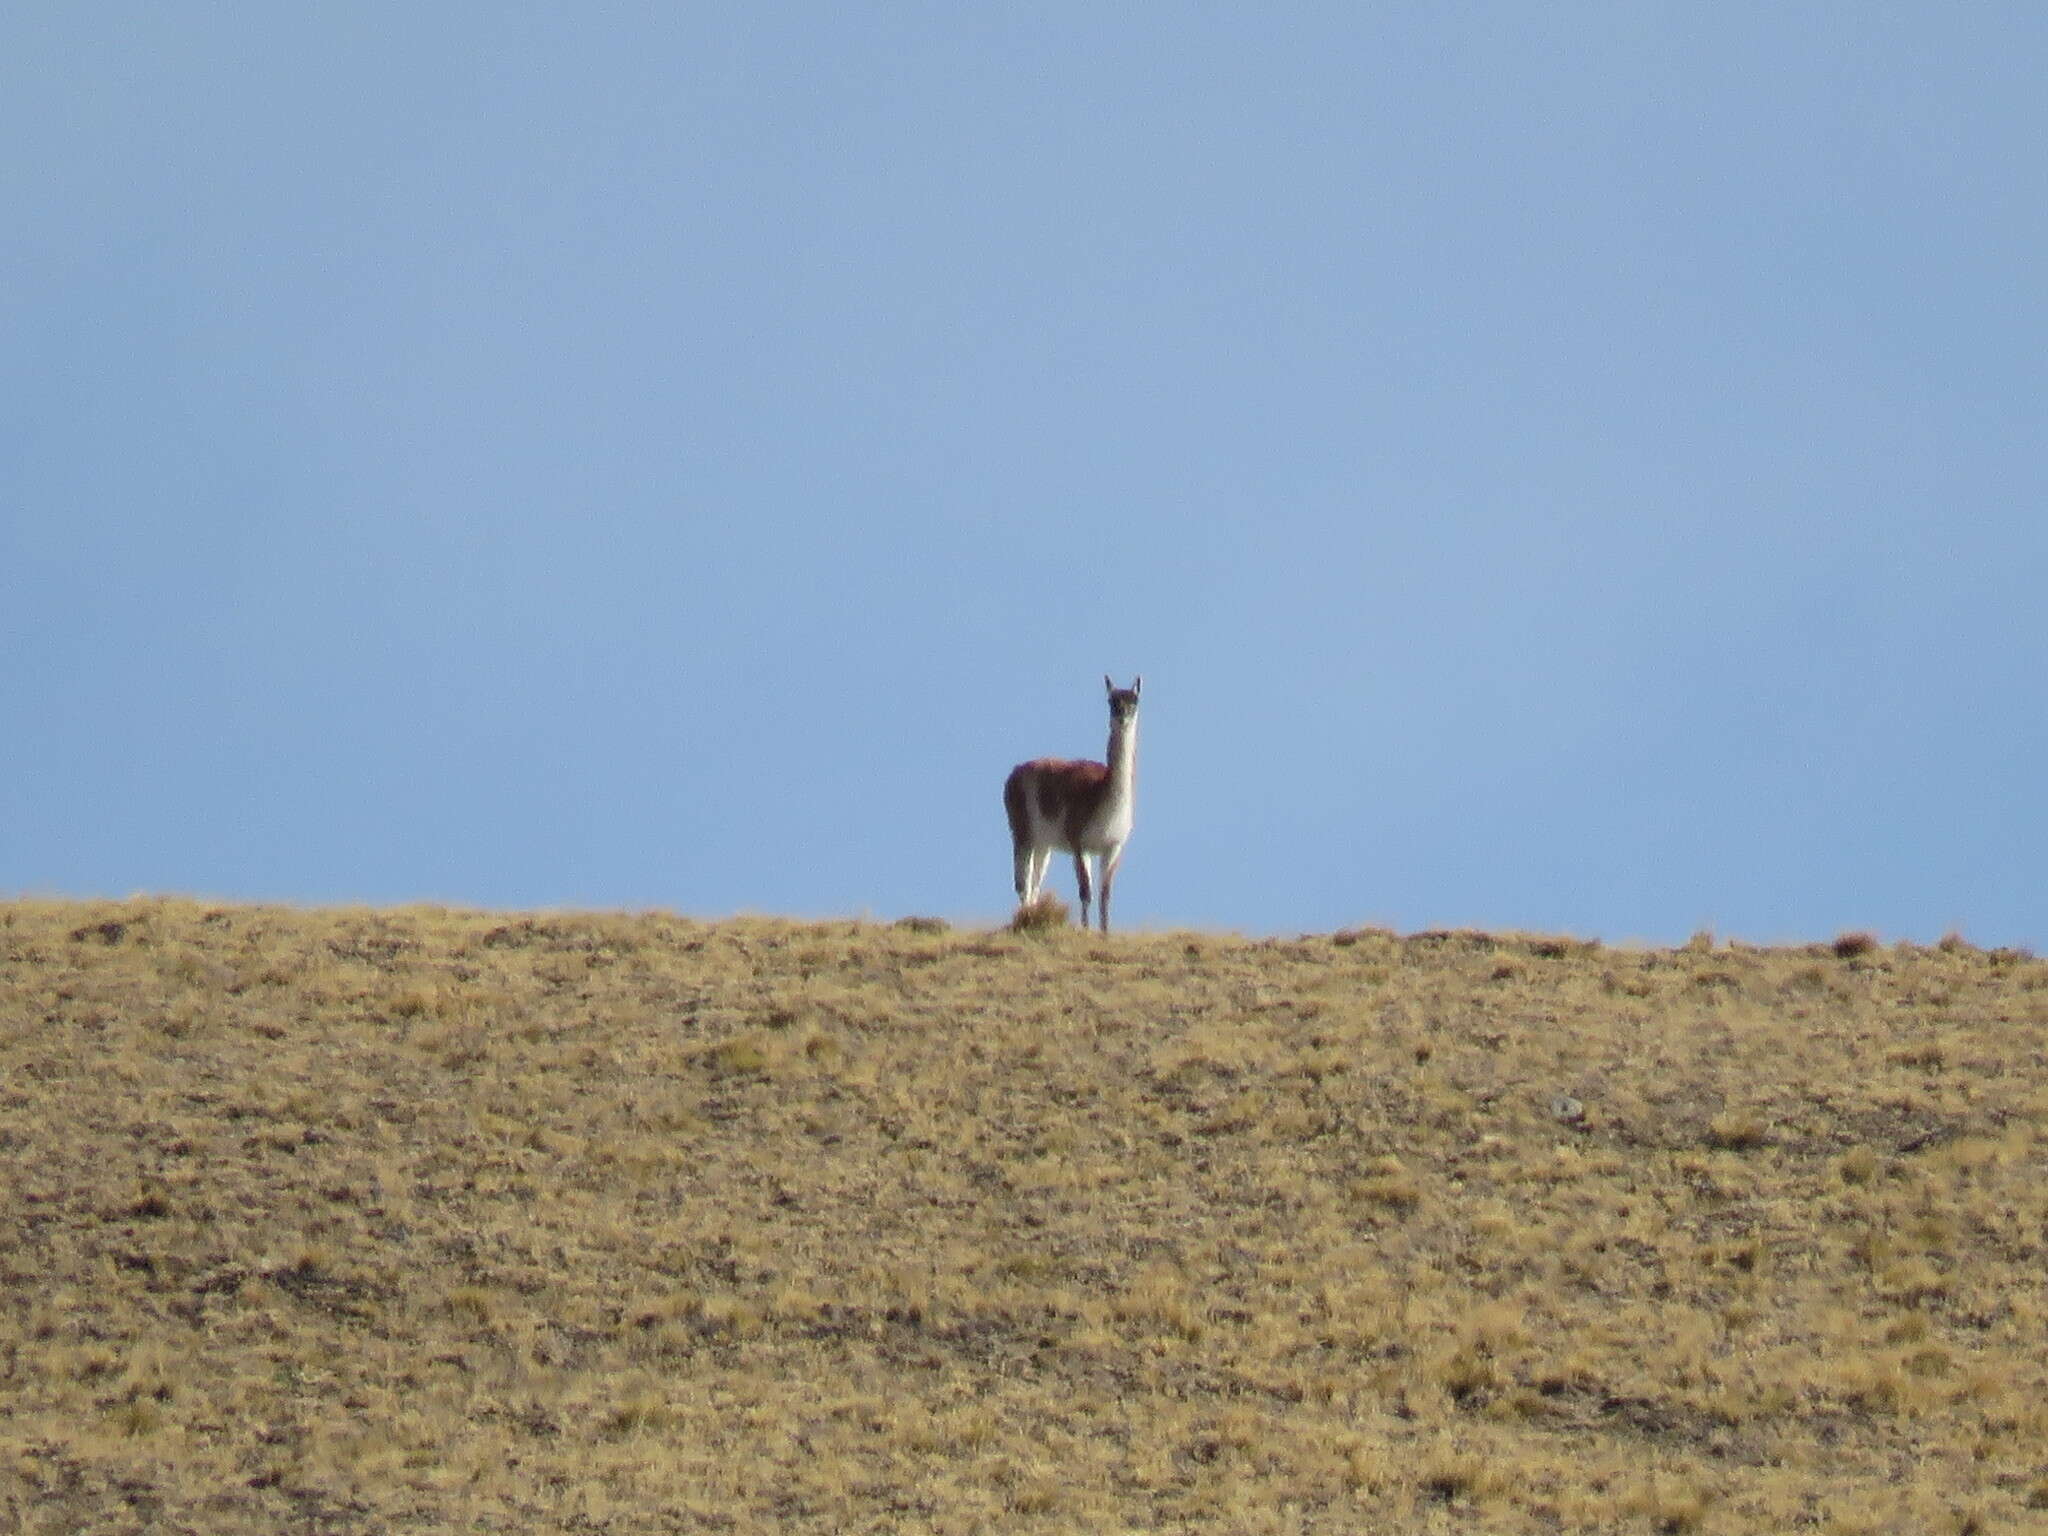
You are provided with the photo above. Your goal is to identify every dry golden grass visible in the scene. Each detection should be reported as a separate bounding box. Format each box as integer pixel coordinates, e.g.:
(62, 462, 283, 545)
(1008, 894, 1072, 935)
(4, 899, 2048, 1533)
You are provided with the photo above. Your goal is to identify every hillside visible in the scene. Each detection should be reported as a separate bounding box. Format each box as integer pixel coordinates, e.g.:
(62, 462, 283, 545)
(3, 899, 2046, 1534)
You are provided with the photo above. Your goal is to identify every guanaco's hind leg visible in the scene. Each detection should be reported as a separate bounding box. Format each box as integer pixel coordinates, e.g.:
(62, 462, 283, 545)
(1097, 845, 1124, 933)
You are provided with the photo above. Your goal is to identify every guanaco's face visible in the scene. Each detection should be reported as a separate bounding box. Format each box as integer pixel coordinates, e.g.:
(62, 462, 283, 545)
(1105, 675, 1142, 723)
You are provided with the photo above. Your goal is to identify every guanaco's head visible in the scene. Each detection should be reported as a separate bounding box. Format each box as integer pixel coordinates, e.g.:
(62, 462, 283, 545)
(1104, 675, 1142, 723)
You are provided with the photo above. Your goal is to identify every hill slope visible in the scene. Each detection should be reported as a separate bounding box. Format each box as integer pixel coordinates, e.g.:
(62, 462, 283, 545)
(3, 899, 2046, 1533)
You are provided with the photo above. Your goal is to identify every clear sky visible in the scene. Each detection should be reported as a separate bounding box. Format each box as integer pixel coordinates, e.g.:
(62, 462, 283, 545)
(5, 5, 2044, 945)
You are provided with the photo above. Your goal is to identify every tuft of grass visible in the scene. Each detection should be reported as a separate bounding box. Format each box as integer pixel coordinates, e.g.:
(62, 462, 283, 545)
(107, 1397, 165, 1437)
(1008, 893, 1071, 933)
(1623, 1477, 1713, 1533)
(1706, 1110, 1770, 1150)
(705, 1034, 772, 1075)
(600, 1392, 673, 1438)
(1349, 1155, 1424, 1212)
(1889, 1037, 1948, 1070)
(1837, 1145, 1880, 1184)
(1417, 1451, 1503, 1506)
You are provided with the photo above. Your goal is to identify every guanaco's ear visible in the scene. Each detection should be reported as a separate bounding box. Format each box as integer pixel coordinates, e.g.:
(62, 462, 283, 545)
(1132, 676, 1141, 697)
(1104, 673, 1114, 695)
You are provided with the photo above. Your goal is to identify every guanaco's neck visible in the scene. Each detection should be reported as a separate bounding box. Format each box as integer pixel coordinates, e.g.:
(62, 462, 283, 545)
(1105, 713, 1138, 798)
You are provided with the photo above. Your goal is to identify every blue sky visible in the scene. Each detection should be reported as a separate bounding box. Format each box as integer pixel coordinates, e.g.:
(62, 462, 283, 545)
(5, 5, 2045, 944)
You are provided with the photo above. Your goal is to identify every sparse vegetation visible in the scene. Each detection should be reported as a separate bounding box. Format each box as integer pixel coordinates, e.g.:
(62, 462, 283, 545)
(4, 899, 2048, 1533)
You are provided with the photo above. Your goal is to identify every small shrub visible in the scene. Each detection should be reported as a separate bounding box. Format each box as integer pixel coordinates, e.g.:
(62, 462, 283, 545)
(1833, 930, 1879, 959)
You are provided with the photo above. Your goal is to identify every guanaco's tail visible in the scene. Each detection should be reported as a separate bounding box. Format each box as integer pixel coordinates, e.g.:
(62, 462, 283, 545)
(1002, 766, 1029, 855)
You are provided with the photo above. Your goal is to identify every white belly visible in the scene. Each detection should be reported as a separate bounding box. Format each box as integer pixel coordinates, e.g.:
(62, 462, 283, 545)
(1024, 796, 1129, 855)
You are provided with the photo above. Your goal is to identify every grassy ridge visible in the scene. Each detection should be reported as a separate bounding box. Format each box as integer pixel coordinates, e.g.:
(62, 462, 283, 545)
(3, 898, 2047, 1533)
